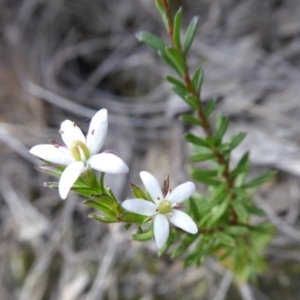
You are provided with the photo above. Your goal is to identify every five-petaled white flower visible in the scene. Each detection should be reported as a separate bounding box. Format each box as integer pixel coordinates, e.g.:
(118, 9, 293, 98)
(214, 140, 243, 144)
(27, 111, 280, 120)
(122, 171, 198, 248)
(29, 109, 129, 199)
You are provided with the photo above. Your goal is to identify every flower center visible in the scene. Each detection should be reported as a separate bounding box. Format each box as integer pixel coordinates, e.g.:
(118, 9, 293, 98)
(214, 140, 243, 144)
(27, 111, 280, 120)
(70, 140, 90, 162)
(158, 200, 172, 214)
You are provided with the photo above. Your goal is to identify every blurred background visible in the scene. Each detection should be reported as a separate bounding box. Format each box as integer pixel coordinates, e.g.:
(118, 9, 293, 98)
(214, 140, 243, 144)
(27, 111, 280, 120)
(1, 0, 300, 299)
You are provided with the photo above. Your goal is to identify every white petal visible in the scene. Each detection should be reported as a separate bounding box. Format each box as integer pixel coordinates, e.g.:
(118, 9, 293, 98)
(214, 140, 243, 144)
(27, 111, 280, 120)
(59, 161, 85, 199)
(140, 171, 163, 204)
(60, 120, 86, 149)
(86, 109, 108, 155)
(122, 199, 157, 216)
(88, 153, 128, 174)
(29, 144, 74, 165)
(169, 209, 198, 234)
(166, 182, 195, 204)
(154, 214, 169, 249)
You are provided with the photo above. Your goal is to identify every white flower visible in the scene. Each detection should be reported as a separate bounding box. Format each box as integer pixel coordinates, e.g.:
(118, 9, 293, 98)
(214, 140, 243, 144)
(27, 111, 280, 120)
(29, 109, 129, 199)
(122, 171, 198, 248)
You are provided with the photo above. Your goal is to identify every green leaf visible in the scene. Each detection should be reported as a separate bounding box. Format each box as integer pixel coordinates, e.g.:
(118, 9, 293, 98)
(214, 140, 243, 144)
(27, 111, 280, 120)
(230, 132, 247, 149)
(204, 98, 217, 117)
(166, 75, 186, 90)
(227, 226, 250, 235)
(189, 196, 201, 220)
(215, 115, 229, 144)
(123, 223, 131, 230)
(155, 0, 169, 30)
(136, 31, 167, 51)
(172, 234, 198, 258)
(214, 232, 235, 247)
(185, 236, 212, 267)
(189, 152, 215, 162)
(185, 133, 209, 147)
(199, 197, 224, 217)
(192, 173, 221, 186)
(242, 171, 276, 188)
(184, 93, 200, 110)
(133, 230, 153, 241)
(181, 114, 201, 126)
(159, 47, 186, 77)
(245, 205, 265, 216)
(206, 196, 230, 226)
(72, 187, 101, 198)
(93, 194, 118, 209)
(233, 187, 250, 200)
(172, 85, 189, 99)
(232, 201, 248, 223)
(192, 67, 204, 95)
(192, 168, 218, 177)
(88, 213, 116, 224)
(173, 7, 183, 49)
(130, 183, 148, 200)
(36, 165, 62, 178)
(119, 212, 148, 224)
(84, 200, 117, 219)
(230, 152, 250, 179)
(183, 16, 199, 55)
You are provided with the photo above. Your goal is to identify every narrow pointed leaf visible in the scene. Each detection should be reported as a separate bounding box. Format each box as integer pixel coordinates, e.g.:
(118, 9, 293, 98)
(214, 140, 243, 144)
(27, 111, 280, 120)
(185, 133, 210, 147)
(245, 205, 265, 216)
(207, 196, 230, 226)
(192, 168, 218, 178)
(133, 230, 153, 241)
(35, 165, 63, 178)
(130, 183, 149, 200)
(183, 16, 199, 55)
(172, 234, 198, 258)
(215, 115, 229, 144)
(192, 173, 221, 186)
(155, 0, 170, 30)
(72, 187, 101, 198)
(227, 226, 249, 235)
(84, 200, 117, 219)
(88, 213, 116, 223)
(204, 98, 217, 117)
(232, 201, 248, 222)
(189, 153, 215, 162)
(184, 93, 200, 110)
(192, 67, 204, 95)
(242, 171, 276, 188)
(230, 152, 250, 179)
(214, 232, 235, 247)
(93, 194, 118, 209)
(173, 7, 183, 49)
(160, 47, 186, 77)
(136, 31, 167, 51)
(181, 114, 201, 126)
(230, 132, 247, 149)
(166, 76, 186, 90)
(172, 85, 189, 99)
(188, 196, 201, 220)
(119, 212, 148, 224)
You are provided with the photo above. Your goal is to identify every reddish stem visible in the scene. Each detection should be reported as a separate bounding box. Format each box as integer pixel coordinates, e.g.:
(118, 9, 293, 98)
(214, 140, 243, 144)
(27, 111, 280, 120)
(160, 0, 237, 222)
